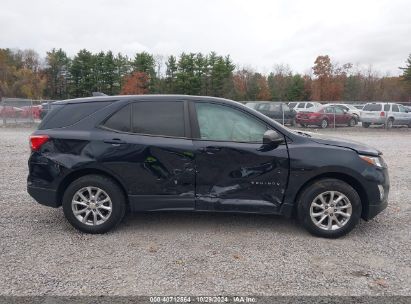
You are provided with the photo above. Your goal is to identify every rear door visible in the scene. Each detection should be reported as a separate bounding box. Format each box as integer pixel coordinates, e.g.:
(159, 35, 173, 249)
(99, 99, 196, 211)
(190, 101, 289, 213)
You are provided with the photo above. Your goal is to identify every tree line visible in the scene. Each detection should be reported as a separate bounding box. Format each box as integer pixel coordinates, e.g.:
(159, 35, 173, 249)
(0, 48, 410, 102)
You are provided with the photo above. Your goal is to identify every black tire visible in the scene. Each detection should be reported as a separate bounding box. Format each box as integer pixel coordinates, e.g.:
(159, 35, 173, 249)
(300, 123, 307, 128)
(385, 118, 393, 129)
(62, 174, 127, 234)
(297, 178, 362, 238)
(362, 122, 370, 128)
(348, 118, 356, 127)
(291, 118, 296, 127)
(320, 119, 328, 129)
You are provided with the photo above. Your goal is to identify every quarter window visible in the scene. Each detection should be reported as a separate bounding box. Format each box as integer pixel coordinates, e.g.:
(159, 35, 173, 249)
(195, 103, 268, 142)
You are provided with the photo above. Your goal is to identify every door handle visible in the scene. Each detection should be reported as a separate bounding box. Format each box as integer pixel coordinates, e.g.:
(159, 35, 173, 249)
(200, 146, 222, 153)
(104, 138, 127, 145)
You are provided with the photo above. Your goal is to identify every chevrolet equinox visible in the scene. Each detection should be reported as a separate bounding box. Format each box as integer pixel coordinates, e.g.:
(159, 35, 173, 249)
(27, 95, 389, 238)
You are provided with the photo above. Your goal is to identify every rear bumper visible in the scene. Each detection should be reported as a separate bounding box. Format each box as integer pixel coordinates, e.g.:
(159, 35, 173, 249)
(361, 117, 385, 124)
(27, 185, 59, 208)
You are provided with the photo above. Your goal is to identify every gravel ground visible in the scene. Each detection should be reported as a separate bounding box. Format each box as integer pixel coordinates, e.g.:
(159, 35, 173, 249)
(0, 125, 410, 296)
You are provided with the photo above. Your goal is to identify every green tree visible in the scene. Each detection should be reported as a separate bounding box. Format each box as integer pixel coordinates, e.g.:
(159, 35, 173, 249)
(286, 74, 305, 101)
(132, 52, 156, 92)
(45, 48, 70, 99)
(165, 55, 178, 93)
(69, 49, 95, 97)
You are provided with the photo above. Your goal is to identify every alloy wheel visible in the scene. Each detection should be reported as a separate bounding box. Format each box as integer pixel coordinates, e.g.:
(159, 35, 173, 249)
(71, 186, 113, 226)
(309, 191, 352, 231)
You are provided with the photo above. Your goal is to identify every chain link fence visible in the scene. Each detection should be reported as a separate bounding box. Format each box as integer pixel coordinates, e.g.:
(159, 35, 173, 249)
(0, 98, 45, 127)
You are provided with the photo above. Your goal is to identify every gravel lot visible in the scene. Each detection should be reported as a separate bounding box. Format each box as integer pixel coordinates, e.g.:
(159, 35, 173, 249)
(0, 126, 410, 296)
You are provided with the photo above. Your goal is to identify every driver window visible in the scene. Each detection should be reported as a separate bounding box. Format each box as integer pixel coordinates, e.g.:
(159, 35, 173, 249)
(195, 103, 269, 142)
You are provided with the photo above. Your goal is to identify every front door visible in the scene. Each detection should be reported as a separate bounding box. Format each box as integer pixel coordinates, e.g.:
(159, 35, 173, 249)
(191, 101, 289, 213)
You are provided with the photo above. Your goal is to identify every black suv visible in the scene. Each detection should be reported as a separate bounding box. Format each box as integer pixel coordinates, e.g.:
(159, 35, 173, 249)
(28, 95, 389, 238)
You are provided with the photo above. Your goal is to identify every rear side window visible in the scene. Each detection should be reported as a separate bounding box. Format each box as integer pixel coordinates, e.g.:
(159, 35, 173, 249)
(39, 101, 111, 130)
(297, 103, 305, 108)
(392, 105, 399, 112)
(384, 104, 390, 111)
(307, 103, 313, 108)
(103, 104, 131, 132)
(363, 104, 382, 111)
(132, 101, 185, 137)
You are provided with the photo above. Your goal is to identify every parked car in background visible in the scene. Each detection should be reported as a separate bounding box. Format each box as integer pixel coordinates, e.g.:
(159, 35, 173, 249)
(0, 105, 23, 118)
(290, 102, 322, 112)
(296, 105, 356, 128)
(20, 105, 42, 119)
(244, 101, 261, 109)
(28, 95, 389, 238)
(253, 102, 296, 125)
(361, 102, 411, 128)
(326, 103, 362, 123)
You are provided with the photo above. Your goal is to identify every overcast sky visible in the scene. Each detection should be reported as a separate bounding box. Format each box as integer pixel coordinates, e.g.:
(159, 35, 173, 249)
(1, 0, 410, 75)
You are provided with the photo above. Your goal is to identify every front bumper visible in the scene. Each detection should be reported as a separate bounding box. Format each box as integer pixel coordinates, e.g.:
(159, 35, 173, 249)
(362, 166, 390, 220)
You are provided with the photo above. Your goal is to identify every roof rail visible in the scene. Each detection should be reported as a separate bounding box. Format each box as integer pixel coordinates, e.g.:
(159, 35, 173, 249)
(92, 92, 107, 96)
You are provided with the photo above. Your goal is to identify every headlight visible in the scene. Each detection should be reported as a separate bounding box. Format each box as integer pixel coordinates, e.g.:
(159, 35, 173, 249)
(359, 155, 385, 168)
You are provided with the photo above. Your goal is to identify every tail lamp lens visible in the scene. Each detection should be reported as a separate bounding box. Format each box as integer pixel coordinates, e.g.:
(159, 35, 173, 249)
(30, 135, 49, 151)
(380, 111, 385, 117)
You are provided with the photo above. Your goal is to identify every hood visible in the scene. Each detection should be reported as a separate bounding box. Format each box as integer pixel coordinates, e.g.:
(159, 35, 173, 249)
(297, 131, 381, 156)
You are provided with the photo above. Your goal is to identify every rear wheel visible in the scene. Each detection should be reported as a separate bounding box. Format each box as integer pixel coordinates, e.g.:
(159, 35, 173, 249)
(62, 174, 127, 234)
(385, 118, 393, 129)
(297, 179, 362, 238)
(320, 119, 328, 129)
(362, 122, 370, 128)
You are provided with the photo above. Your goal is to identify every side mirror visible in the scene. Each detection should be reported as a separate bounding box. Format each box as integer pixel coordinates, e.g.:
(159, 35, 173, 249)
(259, 130, 284, 151)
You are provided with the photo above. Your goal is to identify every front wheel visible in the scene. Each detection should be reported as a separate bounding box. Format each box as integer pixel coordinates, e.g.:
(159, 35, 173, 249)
(362, 122, 370, 128)
(62, 174, 127, 234)
(320, 119, 328, 129)
(348, 118, 356, 127)
(297, 179, 362, 238)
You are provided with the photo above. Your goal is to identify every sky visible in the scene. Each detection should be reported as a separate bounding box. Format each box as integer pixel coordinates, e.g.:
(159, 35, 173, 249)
(1, 0, 410, 76)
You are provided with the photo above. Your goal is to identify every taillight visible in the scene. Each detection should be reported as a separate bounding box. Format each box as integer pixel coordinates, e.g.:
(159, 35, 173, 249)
(380, 111, 385, 117)
(30, 135, 49, 151)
